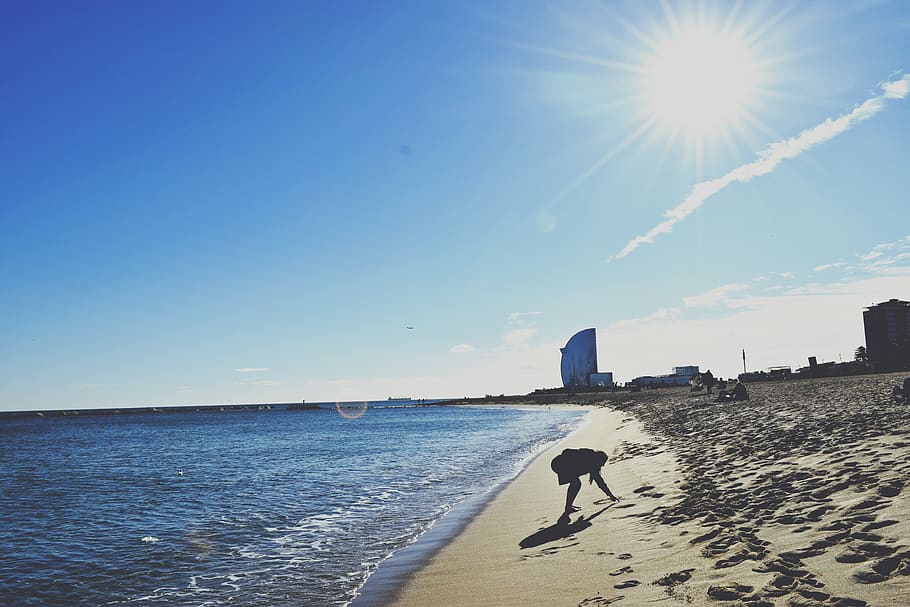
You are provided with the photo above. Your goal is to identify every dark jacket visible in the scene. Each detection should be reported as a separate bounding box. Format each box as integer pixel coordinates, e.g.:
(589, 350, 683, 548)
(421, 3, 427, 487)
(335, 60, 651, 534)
(550, 448, 607, 485)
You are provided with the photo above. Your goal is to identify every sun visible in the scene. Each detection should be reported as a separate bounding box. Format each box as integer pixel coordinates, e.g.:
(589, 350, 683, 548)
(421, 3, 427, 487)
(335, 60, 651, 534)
(643, 24, 760, 139)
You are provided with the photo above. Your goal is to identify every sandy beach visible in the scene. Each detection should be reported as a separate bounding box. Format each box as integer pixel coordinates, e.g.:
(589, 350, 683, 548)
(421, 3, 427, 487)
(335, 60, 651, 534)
(386, 373, 910, 607)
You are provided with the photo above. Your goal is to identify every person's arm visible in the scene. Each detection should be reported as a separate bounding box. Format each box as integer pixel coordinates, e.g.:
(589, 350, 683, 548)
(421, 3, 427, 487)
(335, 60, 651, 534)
(590, 471, 619, 501)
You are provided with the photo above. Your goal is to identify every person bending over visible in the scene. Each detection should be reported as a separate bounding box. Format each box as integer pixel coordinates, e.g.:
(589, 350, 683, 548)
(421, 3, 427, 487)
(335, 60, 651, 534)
(550, 448, 619, 514)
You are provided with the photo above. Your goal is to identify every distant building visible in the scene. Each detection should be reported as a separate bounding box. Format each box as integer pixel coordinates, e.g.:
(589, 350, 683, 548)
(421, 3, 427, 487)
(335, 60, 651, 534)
(863, 299, 910, 372)
(589, 372, 614, 387)
(673, 365, 699, 378)
(560, 328, 598, 388)
(631, 366, 700, 387)
(560, 328, 612, 388)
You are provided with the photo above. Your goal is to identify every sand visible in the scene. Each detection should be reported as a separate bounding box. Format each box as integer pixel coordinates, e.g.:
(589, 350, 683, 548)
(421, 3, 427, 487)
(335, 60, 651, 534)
(386, 373, 910, 607)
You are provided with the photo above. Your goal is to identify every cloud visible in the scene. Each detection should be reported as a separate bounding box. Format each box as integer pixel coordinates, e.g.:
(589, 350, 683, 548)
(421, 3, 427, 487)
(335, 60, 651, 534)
(496, 328, 540, 351)
(615, 73, 910, 259)
(683, 283, 750, 308)
(883, 75, 910, 99)
(857, 235, 910, 269)
(508, 311, 543, 325)
(234, 367, 269, 373)
(608, 306, 680, 329)
(449, 344, 476, 353)
(814, 262, 847, 272)
(600, 266, 910, 383)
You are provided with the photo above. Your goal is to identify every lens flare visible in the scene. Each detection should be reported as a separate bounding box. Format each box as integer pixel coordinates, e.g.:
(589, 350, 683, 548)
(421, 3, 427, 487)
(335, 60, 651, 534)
(335, 401, 368, 420)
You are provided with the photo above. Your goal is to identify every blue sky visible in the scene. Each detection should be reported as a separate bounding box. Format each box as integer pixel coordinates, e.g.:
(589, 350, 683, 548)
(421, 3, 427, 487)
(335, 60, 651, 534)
(2, 1, 910, 409)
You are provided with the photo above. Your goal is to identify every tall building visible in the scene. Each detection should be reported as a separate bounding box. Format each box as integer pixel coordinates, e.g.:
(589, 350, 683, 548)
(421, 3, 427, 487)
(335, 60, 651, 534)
(560, 328, 599, 388)
(863, 298, 910, 372)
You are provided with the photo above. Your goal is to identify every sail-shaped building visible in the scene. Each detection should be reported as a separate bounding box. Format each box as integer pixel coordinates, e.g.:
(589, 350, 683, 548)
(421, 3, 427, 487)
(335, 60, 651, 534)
(560, 328, 599, 389)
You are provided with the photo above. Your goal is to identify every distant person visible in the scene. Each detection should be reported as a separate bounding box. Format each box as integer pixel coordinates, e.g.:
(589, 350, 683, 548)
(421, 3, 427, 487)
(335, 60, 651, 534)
(717, 380, 749, 402)
(550, 448, 619, 516)
(702, 370, 716, 394)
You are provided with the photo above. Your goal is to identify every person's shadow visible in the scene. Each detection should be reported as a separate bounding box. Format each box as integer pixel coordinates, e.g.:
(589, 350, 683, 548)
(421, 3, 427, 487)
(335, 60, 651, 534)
(519, 505, 612, 549)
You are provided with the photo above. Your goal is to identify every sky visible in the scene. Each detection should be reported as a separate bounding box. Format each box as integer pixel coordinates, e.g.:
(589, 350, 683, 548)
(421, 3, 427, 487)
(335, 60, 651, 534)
(2, 1, 910, 410)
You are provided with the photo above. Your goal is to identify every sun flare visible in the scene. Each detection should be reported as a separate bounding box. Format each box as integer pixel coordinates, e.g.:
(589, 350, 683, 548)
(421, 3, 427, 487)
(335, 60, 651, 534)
(643, 25, 759, 138)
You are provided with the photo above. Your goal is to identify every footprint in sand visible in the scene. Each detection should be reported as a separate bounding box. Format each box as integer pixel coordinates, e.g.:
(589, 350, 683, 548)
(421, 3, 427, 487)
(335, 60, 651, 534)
(706, 583, 754, 601)
(609, 565, 633, 576)
(878, 480, 903, 497)
(614, 580, 640, 589)
(862, 519, 898, 532)
(851, 552, 910, 584)
(835, 542, 898, 564)
(578, 595, 624, 606)
(654, 569, 695, 587)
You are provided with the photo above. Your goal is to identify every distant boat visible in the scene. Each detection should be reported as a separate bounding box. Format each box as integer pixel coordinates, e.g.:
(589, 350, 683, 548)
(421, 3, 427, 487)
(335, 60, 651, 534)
(387, 397, 411, 401)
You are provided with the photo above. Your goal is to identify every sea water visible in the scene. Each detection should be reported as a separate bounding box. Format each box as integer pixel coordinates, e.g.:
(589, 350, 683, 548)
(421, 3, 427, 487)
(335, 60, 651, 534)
(0, 405, 585, 606)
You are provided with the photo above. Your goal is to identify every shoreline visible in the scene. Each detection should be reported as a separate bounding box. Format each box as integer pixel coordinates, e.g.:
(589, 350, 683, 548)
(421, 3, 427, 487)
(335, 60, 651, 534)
(382, 374, 910, 607)
(348, 405, 592, 607)
(384, 406, 681, 606)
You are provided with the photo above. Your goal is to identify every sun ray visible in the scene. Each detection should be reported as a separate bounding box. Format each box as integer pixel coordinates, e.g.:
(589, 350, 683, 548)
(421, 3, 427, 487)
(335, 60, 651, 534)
(545, 117, 657, 208)
(720, 0, 745, 35)
(739, 108, 784, 143)
(741, 3, 797, 49)
(751, 86, 838, 111)
(659, 0, 682, 36)
(695, 137, 705, 179)
(492, 36, 645, 74)
(649, 128, 681, 183)
(609, 12, 661, 51)
(717, 122, 745, 166)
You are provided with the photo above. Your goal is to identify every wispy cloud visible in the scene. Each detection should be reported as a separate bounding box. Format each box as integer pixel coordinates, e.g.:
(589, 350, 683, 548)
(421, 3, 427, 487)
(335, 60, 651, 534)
(449, 343, 476, 353)
(608, 306, 680, 329)
(508, 311, 543, 326)
(858, 235, 910, 269)
(814, 261, 847, 272)
(683, 283, 750, 308)
(614, 73, 910, 259)
(234, 367, 269, 373)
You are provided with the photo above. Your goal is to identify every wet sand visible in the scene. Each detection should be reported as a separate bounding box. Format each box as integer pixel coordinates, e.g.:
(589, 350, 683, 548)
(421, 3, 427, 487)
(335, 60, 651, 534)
(386, 373, 910, 607)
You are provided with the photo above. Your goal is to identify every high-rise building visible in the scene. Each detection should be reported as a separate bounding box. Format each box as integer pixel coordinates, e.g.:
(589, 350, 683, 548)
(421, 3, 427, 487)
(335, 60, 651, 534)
(863, 298, 910, 372)
(560, 328, 598, 388)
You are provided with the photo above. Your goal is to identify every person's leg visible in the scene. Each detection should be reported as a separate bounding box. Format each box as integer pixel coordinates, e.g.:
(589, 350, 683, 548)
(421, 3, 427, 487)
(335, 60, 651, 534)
(565, 478, 582, 512)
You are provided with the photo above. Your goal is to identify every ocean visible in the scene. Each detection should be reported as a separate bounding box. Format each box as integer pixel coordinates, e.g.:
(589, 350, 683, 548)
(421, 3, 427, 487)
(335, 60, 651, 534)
(0, 403, 585, 606)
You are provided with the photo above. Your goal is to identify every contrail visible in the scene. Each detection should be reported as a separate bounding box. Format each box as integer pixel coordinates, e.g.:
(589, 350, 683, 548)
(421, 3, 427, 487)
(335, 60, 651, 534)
(614, 73, 910, 259)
